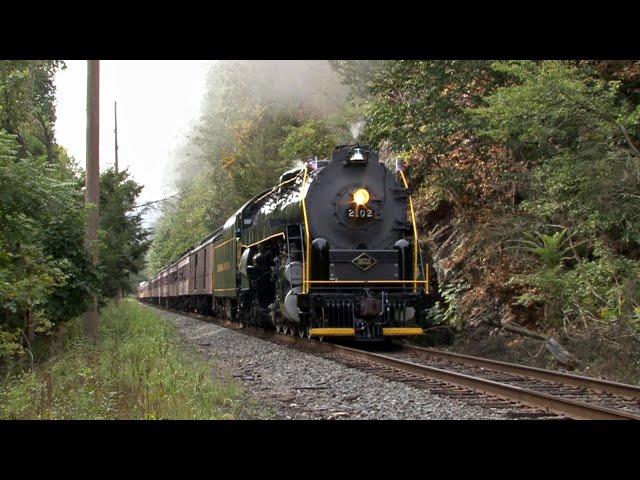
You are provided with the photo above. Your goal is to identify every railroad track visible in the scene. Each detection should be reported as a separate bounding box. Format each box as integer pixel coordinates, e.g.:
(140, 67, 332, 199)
(145, 302, 640, 420)
(393, 344, 640, 418)
(325, 343, 640, 420)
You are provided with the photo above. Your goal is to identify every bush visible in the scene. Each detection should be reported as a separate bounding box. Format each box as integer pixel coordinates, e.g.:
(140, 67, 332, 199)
(511, 242, 640, 334)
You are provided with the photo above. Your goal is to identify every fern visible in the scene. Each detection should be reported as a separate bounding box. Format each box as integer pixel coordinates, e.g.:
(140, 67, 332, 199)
(508, 227, 580, 268)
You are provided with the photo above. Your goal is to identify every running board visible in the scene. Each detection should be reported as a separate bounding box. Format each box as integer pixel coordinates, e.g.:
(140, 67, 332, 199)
(382, 328, 424, 336)
(309, 328, 355, 337)
(308, 327, 424, 337)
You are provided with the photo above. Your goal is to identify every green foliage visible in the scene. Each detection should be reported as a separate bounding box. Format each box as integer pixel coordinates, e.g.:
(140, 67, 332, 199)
(0, 129, 95, 362)
(0, 300, 242, 419)
(426, 280, 470, 330)
(0, 61, 147, 362)
(473, 61, 640, 333)
(476, 62, 640, 244)
(280, 119, 339, 162)
(333, 60, 502, 153)
(0, 60, 64, 162)
(146, 177, 214, 273)
(511, 243, 640, 332)
(473, 61, 632, 150)
(512, 228, 576, 268)
(223, 107, 299, 201)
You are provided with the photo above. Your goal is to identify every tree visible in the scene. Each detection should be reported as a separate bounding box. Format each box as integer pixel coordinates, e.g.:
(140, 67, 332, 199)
(0, 60, 103, 365)
(149, 61, 348, 273)
(0, 61, 64, 162)
(99, 169, 151, 299)
(280, 119, 339, 162)
(331, 60, 502, 154)
(0, 130, 95, 363)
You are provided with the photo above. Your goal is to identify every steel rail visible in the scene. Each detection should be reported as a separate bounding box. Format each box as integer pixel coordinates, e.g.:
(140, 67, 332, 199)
(400, 344, 640, 400)
(140, 302, 639, 420)
(326, 344, 640, 420)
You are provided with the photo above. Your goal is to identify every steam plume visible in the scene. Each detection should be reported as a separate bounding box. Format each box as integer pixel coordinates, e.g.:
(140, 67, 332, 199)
(350, 120, 365, 141)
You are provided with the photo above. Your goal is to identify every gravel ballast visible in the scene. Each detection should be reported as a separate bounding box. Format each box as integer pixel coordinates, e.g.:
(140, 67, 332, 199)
(150, 306, 508, 419)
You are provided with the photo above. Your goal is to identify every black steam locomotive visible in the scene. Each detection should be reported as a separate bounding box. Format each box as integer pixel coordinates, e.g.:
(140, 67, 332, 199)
(139, 145, 429, 341)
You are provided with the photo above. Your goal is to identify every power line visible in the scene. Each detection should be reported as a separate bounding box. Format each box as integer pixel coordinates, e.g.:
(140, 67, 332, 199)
(133, 192, 181, 210)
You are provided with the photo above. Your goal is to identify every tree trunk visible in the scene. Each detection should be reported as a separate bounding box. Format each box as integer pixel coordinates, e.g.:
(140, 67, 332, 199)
(545, 337, 581, 369)
(24, 310, 35, 369)
(486, 319, 581, 368)
(25, 310, 35, 344)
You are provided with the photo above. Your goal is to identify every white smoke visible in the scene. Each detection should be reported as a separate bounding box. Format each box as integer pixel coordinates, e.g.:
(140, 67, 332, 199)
(350, 120, 365, 141)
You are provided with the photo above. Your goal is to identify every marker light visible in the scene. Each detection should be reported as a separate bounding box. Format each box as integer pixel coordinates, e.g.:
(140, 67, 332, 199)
(353, 188, 370, 206)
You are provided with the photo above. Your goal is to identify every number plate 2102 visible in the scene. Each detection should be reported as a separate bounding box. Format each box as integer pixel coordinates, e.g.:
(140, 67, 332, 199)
(347, 207, 373, 219)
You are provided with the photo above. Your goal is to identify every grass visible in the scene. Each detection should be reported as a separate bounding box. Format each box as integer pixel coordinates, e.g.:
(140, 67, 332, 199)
(0, 298, 242, 419)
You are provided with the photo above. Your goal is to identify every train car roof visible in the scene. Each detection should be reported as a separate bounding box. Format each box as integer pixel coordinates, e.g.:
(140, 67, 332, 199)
(148, 226, 224, 280)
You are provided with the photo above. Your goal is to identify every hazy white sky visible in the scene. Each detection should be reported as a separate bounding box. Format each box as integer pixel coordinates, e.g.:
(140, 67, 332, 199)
(55, 60, 212, 225)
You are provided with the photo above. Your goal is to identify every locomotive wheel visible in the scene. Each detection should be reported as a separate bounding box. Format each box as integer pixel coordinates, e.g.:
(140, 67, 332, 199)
(283, 324, 289, 335)
(275, 324, 282, 334)
(290, 324, 298, 336)
(298, 326, 306, 338)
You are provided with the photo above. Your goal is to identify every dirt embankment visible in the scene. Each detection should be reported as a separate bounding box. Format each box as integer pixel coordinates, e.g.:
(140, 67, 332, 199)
(409, 142, 640, 386)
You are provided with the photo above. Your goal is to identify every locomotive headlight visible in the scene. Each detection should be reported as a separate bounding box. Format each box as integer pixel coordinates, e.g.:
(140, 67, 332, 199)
(346, 147, 368, 165)
(350, 148, 365, 162)
(353, 188, 370, 206)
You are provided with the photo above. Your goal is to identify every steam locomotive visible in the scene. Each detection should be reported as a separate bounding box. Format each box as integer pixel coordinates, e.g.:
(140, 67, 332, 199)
(138, 145, 429, 341)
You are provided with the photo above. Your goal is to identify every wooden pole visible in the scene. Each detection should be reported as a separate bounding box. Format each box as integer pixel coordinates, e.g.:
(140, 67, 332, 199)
(84, 60, 100, 340)
(114, 101, 119, 173)
(113, 100, 123, 303)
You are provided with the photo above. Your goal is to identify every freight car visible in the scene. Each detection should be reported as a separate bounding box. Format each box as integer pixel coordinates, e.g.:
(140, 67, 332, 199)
(139, 145, 430, 341)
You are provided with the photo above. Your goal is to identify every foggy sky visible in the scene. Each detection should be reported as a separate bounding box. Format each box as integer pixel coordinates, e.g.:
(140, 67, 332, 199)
(54, 60, 211, 226)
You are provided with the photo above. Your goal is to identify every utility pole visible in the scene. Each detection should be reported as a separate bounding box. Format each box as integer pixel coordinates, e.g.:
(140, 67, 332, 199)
(84, 60, 100, 340)
(113, 100, 121, 303)
(114, 101, 119, 173)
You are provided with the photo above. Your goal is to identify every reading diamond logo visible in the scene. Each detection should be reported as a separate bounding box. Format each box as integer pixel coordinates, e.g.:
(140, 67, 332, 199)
(352, 252, 377, 271)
